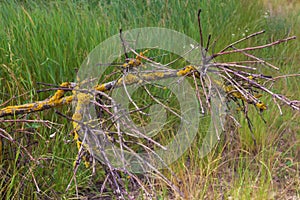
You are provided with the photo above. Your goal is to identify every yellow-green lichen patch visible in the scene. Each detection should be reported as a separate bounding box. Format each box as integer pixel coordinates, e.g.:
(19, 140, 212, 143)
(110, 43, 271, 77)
(143, 71, 165, 79)
(176, 65, 197, 77)
(94, 84, 107, 92)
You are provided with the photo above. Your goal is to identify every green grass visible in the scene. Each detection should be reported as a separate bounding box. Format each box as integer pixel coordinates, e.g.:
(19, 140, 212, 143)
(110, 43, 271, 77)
(0, 0, 299, 199)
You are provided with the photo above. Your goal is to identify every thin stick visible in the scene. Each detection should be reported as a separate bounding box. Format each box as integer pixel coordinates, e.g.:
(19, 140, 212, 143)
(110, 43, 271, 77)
(197, 9, 204, 48)
(122, 73, 148, 116)
(29, 166, 41, 193)
(205, 34, 211, 52)
(210, 36, 296, 59)
(199, 75, 210, 109)
(119, 29, 129, 60)
(221, 66, 300, 111)
(192, 73, 205, 114)
(209, 62, 257, 70)
(220, 30, 266, 53)
(0, 128, 35, 161)
(227, 60, 265, 64)
(143, 85, 190, 124)
(265, 73, 300, 82)
(231, 45, 279, 70)
(203, 34, 211, 63)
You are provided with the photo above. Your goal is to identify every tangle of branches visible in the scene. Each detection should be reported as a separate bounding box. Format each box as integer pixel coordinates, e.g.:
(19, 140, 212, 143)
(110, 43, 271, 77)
(0, 9, 299, 199)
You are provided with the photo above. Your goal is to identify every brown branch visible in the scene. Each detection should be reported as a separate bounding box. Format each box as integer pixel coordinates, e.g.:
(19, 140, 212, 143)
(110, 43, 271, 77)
(0, 67, 198, 118)
(219, 30, 266, 53)
(210, 36, 296, 60)
(230, 45, 279, 70)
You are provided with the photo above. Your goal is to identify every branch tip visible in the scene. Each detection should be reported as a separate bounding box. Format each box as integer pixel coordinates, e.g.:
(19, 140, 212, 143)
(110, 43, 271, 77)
(198, 9, 202, 16)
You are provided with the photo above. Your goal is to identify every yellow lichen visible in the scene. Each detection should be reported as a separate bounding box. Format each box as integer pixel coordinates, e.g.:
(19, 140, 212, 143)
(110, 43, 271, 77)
(223, 85, 247, 101)
(72, 113, 82, 121)
(177, 65, 197, 77)
(254, 94, 263, 98)
(76, 93, 92, 105)
(117, 74, 139, 85)
(256, 102, 267, 110)
(143, 71, 165, 79)
(49, 82, 70, 102)
(94, 84, 107, 92)
(247, 75, 254, 80)
(223, 83, 267, 111)
(71, 91, 93, 168)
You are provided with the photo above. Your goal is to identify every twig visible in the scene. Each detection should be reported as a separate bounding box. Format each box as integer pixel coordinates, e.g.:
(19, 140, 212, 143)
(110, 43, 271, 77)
(192, 73, 205, 114)
(197, 9, 204, 48)
(143, 85, 189, 124)
(0, 128, 36, 162)
(219, 30, 266, 53)
(210, 36, 296, 60)
(221, 66, 300, 111)
(231, 45, 279, 70)
(119, 29, 129, 60)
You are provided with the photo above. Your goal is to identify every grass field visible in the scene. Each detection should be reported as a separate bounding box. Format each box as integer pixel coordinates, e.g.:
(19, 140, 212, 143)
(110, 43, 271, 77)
(0, 0, 299, 199)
